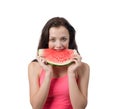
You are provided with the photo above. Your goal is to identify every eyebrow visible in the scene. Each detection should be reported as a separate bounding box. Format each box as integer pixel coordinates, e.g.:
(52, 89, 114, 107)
(49, 35, 69, 38)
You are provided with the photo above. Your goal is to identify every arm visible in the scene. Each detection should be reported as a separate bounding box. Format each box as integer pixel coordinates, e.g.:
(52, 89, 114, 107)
(68, 63, 90, 109)
(28, 62, 52, 109)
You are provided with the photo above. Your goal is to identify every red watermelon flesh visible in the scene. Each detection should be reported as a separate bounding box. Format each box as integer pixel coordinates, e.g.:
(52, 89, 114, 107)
(38, 49, 77, 66)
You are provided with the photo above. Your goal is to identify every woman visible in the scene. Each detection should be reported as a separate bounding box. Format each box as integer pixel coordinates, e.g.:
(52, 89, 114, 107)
(28, 17, 90, 109)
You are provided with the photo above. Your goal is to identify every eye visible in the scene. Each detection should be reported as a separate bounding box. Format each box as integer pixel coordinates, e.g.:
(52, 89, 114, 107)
(61, 37, 67, 41)
(49, 38, 56, 42)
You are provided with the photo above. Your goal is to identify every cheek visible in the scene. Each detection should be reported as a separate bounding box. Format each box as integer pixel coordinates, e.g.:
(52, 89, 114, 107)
(64, 41, 69, 48)
(48, 42, 53, 48)
(66, 43, 69, 48)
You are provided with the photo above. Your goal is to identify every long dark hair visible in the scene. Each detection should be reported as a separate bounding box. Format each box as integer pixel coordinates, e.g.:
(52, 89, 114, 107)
(33, 17, 79, 62)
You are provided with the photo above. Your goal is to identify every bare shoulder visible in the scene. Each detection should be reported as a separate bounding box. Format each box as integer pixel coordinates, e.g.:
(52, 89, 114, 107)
(78, 62, 90, 77)
(28, 61, 42, 77)
(82, 62, 90, 72)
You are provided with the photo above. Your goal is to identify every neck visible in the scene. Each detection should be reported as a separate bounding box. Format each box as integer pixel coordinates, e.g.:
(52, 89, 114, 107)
(53, 65, 68, 73)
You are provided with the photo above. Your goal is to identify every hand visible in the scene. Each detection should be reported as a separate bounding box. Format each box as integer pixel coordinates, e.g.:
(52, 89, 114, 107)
(37, 56, 53, 77)
(67, 53, 82, 76)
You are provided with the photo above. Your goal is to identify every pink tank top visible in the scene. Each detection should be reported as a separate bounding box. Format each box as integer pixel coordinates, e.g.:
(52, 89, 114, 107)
(39, 69, 73, 109)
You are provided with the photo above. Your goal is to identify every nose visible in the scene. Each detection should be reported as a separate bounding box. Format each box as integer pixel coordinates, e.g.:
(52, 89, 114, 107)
(55, 40, 62, 49)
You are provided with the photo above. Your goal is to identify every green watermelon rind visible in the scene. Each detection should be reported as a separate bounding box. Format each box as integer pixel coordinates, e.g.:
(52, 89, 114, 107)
(46, 60, 73, 66)
(38, 49, 77, 66)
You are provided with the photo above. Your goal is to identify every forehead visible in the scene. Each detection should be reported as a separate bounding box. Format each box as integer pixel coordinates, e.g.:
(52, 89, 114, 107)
(49, 26, 69, 36)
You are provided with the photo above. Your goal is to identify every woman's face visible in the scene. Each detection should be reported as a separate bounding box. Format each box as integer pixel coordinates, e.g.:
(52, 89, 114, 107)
(48, 26, 70, 50)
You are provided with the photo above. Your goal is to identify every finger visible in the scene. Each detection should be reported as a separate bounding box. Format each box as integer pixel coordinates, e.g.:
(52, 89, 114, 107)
(41, 57, 48, 65)
(73, 56, 81, 62)
(36, 56, 46, 64)
(70, 58, 77, 64)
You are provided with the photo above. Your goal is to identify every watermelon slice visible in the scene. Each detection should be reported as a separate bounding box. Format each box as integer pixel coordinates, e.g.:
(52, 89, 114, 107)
(38, 49, 77, 66)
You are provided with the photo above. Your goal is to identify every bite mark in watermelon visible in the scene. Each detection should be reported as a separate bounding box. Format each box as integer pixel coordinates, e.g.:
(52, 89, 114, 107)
(38, 49, 77, 66)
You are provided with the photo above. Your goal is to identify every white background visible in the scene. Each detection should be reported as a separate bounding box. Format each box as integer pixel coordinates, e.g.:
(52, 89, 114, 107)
(0, 0, 120, 109)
